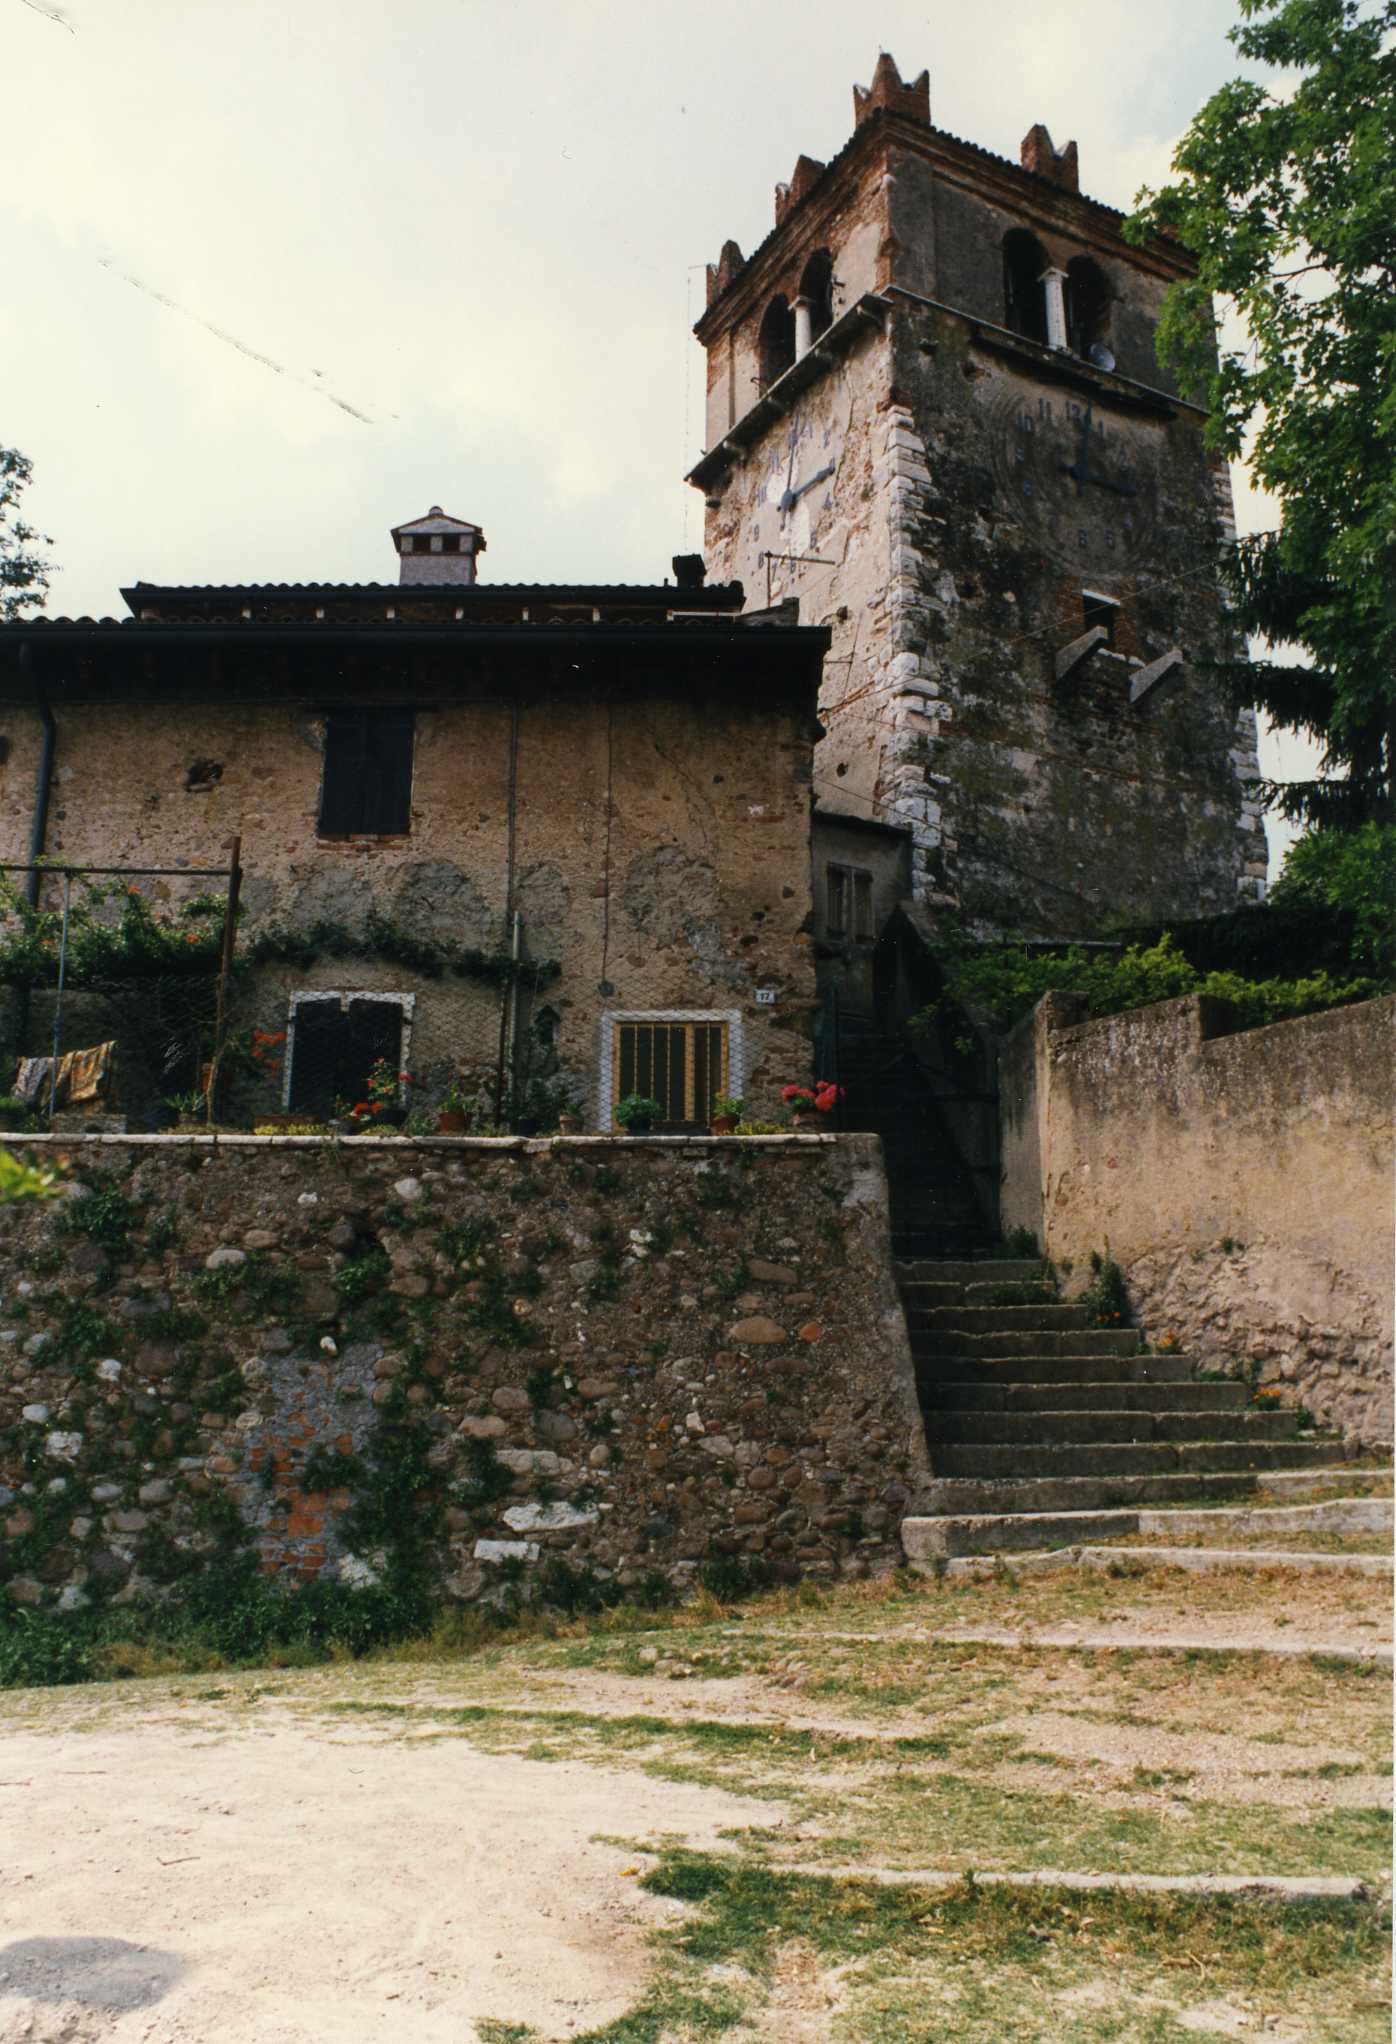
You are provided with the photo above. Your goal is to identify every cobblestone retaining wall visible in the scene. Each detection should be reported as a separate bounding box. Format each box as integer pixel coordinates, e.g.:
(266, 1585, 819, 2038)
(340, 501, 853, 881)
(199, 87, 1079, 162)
(0, 1133, 928, 1613)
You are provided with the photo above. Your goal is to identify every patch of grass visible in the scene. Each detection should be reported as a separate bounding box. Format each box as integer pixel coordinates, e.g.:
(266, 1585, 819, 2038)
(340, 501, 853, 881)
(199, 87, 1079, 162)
(622, 1853, 1390, 2044)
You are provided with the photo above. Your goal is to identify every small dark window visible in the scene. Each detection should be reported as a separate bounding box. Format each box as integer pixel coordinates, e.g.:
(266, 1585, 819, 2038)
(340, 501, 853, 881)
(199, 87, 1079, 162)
(827, 863, 875, 941)
(1083, 593, 1118, 647)
(318, 708, 415, 836)
(799, 250, 835, 343)
(440, 533, 460, 553)
(758, 294, 796, 387)
(411, 535, 430, 552)
(287, 995, 404, 1119)
(1003, 229, 1048, 345)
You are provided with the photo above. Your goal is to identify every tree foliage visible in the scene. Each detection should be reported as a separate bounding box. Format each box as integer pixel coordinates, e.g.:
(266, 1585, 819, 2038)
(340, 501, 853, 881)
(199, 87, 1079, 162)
(919, 931, 1379, 1035)
(0, 446, 52, 622)
(1269, 819, 1396, 971)
(1128, 0, 1396, 828)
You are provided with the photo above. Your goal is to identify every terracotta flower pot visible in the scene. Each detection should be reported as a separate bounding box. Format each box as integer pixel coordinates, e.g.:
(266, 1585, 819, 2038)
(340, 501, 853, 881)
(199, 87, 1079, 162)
(792, 1111, 820, 1131)
(437, 1110, 470, 1134)
(558, 1114, 583, 1135)
(710, 1114, 739, 1135)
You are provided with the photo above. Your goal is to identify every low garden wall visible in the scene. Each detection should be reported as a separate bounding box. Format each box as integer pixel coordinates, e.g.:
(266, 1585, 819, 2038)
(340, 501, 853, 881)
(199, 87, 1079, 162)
(1000, 992, 1394, 1451)
(0, 1132, 930, 1616)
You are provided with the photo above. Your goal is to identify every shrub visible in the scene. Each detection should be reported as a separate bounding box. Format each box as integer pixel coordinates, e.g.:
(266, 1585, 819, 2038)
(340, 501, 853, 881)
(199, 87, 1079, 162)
(917, 930, 1378, 1035)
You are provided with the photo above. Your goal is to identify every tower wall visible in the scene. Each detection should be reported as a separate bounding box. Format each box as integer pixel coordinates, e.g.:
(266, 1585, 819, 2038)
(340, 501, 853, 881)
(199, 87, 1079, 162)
(693, 65, 1266, 933)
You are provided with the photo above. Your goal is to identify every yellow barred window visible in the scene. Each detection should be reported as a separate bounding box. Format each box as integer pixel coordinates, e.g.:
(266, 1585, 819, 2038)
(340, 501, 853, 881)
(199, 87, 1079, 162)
(612, 1020, 728, 1131)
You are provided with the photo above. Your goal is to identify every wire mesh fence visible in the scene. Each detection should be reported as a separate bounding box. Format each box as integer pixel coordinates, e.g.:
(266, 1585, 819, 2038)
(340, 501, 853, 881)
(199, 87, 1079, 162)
(1, 852, 842, 1138)
(0, 849, 240, 1131)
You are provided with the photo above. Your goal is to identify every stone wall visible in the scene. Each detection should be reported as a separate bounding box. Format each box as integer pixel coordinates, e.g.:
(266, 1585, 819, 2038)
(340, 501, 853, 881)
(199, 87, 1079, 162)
(1000, 993, 1394, 1450)
(695, 91, 1264, 927)
(0, 1132, 930, 1614)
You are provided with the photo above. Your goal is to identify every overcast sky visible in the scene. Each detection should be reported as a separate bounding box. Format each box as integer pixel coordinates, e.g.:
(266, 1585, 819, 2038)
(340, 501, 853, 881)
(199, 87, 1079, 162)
(6, 0, 1312, 867)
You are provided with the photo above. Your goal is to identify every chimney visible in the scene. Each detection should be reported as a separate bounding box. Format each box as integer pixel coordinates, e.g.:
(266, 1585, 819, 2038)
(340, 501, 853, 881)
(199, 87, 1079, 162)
(391, 505, 486, 586)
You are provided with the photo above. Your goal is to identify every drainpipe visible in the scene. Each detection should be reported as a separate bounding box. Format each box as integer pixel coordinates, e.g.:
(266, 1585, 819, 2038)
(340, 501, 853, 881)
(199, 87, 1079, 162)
(11, 645, 54, 1060)
(21, 646, 56, 909)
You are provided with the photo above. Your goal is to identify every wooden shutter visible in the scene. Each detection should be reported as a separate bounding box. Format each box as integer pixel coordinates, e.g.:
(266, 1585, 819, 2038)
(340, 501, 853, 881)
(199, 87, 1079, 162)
(346, 998, 404, 1103)
(361, 710, 415, 834)
(318, 710, 415, 836)
(287, 997, 347, 1116)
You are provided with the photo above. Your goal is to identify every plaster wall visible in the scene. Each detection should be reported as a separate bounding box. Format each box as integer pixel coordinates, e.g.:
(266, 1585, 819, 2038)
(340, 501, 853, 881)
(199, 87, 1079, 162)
(0, 684, 818, 1123)
(1000, 992, 1395, 1449)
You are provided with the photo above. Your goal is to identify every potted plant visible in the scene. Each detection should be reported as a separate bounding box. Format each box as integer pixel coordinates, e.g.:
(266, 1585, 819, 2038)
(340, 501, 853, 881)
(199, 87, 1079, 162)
(615, 1092, 663, 1136)
(164, 1089, 208, 1131)
(557, 1108, 584, 1134)
(437, 1078, 478, 1134)
(709, 1093, 744, 1135)
(354, 1057, 411, 1130)
(781, 1081, 843, 1130)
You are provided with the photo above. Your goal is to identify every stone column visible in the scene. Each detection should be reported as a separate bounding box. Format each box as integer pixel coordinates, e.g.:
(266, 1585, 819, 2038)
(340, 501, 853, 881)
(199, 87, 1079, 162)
(1041, 267, 1069, 351)
(793, 296, 813, 359)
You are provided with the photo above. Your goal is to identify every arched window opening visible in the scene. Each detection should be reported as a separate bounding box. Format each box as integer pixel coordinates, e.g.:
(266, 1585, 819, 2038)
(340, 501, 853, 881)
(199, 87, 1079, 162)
(1065, 256, 1112, 361)
(758, 295, 796, 388)
(1002, 229, 1048, 344)
(798, 250, 835, 344)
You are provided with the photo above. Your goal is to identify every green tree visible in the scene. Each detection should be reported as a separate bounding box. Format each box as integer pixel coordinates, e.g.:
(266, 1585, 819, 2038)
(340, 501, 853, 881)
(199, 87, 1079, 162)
(1269, 819, 1396, 971)
(0, 446, 53, 622)
(1128, 0, 1395, 829)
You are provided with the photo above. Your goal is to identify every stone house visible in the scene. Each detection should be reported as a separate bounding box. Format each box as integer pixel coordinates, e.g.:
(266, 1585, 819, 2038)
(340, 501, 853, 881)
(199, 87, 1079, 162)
(0, 513, 828, 1128)
(690, 54, 1268, 934)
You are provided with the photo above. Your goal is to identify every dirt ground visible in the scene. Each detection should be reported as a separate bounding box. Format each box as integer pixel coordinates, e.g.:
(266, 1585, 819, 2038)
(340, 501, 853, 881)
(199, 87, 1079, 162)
(2, 1557, 1390, 2042)
(0, 1720, 772, 2042)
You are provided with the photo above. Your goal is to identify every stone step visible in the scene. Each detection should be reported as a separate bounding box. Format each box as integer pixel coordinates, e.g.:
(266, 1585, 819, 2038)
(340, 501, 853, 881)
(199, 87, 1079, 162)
(917, 1472, 1267, 1515)
(905, 1508, 1143, 1559)
(924, 1409, 1305, 1447)
(911, 1329, 1145, 1361)
(963, 1280, 1058, 1307)
(918, 1354, 1189, 1389)
(899, 1281, 1059, 1309)
(903, 1497, 1391, 1562)
(908, 1304, 1096, 1334)
(895, 1260, 1045, 1285)
(937, 1379, 1250, 1414)
(931, 1440, 1342, 1481)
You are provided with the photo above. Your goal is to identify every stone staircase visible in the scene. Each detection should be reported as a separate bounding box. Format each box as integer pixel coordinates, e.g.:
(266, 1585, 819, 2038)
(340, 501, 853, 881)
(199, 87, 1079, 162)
(836, 1031, 992, 1259)
(898, 1258, 1348, 1556)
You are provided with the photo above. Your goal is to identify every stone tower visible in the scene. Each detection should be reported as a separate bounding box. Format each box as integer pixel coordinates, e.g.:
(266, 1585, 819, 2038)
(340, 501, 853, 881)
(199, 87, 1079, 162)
(688, 54, 1266, 933)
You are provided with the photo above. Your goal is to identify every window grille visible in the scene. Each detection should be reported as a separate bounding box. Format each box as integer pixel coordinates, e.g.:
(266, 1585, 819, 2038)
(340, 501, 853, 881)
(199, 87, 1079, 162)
(826, 863, 874, 941)
(317, 708, 415, 836)
(611, 1019, 728, 1130)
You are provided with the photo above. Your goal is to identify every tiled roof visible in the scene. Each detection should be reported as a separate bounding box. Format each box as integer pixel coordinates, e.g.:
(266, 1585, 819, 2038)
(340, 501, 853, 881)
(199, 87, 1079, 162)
(118, 580, 743, 607)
